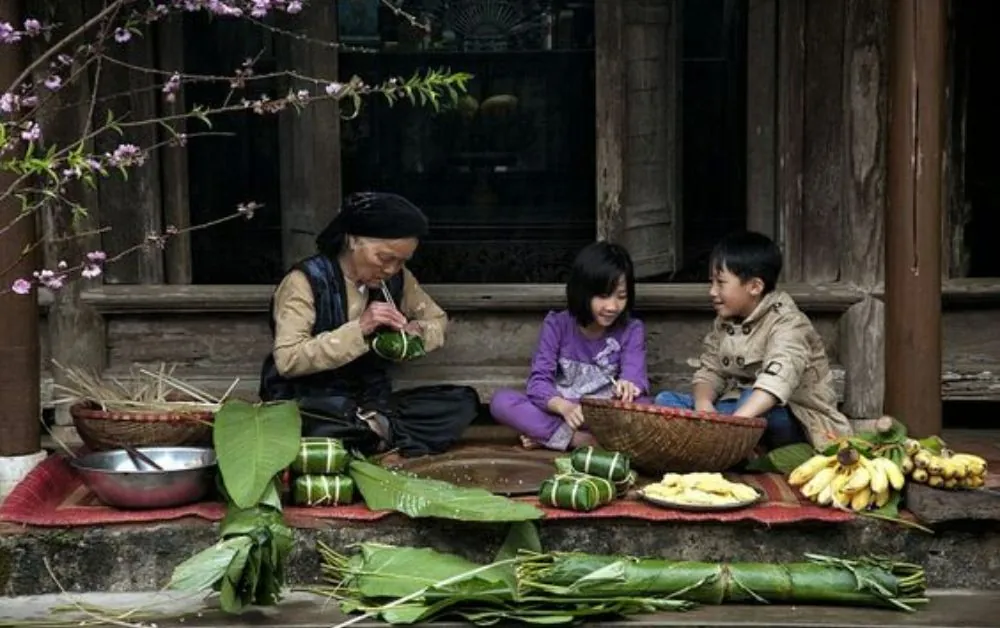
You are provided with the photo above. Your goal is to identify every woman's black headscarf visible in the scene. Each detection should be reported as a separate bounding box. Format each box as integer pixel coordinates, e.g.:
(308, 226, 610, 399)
(316, 192, 429, 258)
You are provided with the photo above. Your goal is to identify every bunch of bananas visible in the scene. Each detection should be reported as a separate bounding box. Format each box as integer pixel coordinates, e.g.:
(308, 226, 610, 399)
(904, 439, 988, 489)
(789, 447, 905, 512)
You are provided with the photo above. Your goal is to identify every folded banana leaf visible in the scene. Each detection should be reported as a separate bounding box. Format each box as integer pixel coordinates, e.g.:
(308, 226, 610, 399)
(348, 459, 544, 522)
(538, 473, 615, 512)
(290, 437, 350, 475)
(516, 552, 928, 612)
(292, 474, 355, 506)
(570, 447, 631, 482)
(615, 470, 637, 497)
(372, 330, 426, 362)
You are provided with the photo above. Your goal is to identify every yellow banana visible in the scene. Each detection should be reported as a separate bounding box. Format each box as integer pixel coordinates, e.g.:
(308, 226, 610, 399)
(875, 457, 906, 491)
(913, 450, 931, 469)
(927, 456, 945, 477)
(816, 482, 835, 506)
(928, 475, 944, 488)
(951, 452, 987, 467)
(873, 487, 891, 508)
(911, 468, 929, 483)
(904, 439, 921, 456)
(850, 487, 872, 512)
(829, 468, 852, 495)
(950, 454, 986, 477)
(842, 463, 870, 494)
(789, 454, 835, 486)
(801, 465, 837, 499)
(865, 458, 889, 495)
(901, 455, 914, 474)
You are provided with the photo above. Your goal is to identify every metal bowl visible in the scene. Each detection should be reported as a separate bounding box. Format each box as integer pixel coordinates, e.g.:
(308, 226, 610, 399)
(70, 446, 218, 510)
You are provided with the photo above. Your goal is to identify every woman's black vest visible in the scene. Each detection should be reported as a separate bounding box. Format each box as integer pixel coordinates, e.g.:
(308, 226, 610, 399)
(258, 254, 404, 404)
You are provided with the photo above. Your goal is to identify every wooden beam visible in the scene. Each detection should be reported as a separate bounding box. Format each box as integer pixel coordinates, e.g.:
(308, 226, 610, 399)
(0, 0, 41, 456)
(838, 0, 889, 419)
(746, 0, 777, 238)
(776, 0, 805, 281)
(594, 0, 626, 244)
(885, 0, 946, 438)
(46, 282, 868, 314)
(157, 14, 192, 284)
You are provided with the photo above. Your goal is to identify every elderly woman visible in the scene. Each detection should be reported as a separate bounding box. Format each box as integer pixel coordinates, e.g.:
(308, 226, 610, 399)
(258, 192, 480, 457)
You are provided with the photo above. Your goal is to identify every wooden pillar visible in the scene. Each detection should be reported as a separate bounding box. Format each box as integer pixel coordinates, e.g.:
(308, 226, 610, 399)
(885, 0, 946, 437)
(745, 0, 777, 238)
(29, 0, 106, 430)
(158, 14, 192, 284)
(595, 0, 625, 245)
(838, 0, 888, 420)
(95, 18, 164, 284)
(0, 0, 42, 456)
(596, 0, 682, 278)
(278, 3, 340, 267)
(775, 0, 805, 281)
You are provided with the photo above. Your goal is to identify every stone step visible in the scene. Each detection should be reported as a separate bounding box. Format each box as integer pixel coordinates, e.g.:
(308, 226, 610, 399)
(41, 364, 849, 408)
(2, 590, 997, 627)
(2, 514, 998, 600)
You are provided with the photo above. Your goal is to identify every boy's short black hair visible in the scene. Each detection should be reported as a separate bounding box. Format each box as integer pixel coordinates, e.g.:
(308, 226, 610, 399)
(566, 241, 636, 327)
(710, 231, 783, 294)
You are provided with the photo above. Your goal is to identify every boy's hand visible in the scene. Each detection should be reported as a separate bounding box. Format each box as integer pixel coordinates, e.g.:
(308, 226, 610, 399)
(694, 399, 717, 413)
(613, 379, 641, 403)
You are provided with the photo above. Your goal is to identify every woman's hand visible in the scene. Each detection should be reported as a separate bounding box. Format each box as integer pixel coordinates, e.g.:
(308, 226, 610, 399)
(359, 301, 408, 335)
(402, 320, 424, 337)
(694, 399, 717, 413)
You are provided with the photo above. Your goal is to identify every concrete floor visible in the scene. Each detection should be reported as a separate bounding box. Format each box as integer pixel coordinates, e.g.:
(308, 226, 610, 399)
(3, 590, 1000, 628)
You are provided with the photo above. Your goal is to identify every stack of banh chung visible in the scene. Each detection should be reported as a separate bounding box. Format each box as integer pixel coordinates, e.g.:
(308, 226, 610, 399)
(290, 437, 355, 507)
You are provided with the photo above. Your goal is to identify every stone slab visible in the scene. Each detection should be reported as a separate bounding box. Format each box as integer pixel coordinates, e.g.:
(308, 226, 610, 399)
(4, 516, 1000, 597)
(1, 589, 998, 628)
(905, 484, 1000, 524)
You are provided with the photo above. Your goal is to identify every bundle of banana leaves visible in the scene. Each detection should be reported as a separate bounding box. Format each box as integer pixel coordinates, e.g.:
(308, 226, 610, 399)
(315, 524, 928, 625)
(169, 504, 294, 613)
(315, 524, 694, 625)
(516, 551, 928, 612)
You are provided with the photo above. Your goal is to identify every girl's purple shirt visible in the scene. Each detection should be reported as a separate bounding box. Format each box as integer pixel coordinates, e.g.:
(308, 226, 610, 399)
(525, 309, 649, 408)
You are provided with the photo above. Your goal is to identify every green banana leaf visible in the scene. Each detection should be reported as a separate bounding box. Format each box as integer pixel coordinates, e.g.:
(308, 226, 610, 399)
(213, 400, 302, 509)
(745, 443, 817, 473)
(168, 536, 254, 592)
(348, 459, 544, 522)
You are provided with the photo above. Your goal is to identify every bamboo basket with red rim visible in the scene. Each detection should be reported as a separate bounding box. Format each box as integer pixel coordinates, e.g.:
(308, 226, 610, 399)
(70, 402, 214, 451)
(580, 398, 766, 475)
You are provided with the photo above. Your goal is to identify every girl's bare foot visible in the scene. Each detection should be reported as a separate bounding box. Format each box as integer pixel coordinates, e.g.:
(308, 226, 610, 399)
(520, 434, 542, 450)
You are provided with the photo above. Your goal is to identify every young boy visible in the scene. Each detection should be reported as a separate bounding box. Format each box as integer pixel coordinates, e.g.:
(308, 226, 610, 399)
(654, 231, 852, 450)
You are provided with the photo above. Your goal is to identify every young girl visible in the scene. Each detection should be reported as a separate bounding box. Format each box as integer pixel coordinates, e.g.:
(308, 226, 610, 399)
(489, 241, 649, 451)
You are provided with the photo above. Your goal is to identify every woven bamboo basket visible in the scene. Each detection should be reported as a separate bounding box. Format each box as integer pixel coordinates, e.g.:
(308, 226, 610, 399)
(70, 402, 215, 452)
(580, 398, 766, 475)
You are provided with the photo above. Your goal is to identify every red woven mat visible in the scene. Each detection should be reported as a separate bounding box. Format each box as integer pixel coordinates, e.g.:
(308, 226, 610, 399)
(0, 455, 854, 528)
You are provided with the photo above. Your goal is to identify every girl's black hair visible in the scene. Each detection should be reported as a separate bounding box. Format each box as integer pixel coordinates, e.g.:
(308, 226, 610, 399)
(709, 231, 783, 294)
(566, 241, 636, 327)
